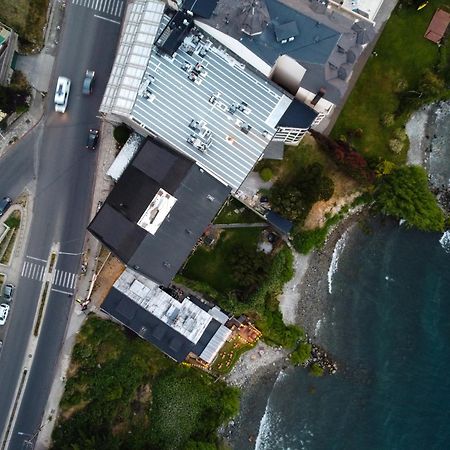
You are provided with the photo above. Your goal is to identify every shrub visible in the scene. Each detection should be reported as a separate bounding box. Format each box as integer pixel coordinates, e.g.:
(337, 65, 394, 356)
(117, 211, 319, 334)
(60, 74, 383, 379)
(113, 125, 131, 147)
(260, 167, 273, 182)
(381, 113, 395, 127)
(309, 363, 324, 377)
(388, 138, 404, 154)
(290, 342, 312, 365)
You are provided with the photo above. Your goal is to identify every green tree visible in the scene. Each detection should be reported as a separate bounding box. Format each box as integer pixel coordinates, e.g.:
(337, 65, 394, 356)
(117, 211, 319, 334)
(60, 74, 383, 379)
(374, 165, 444, 231)
(270, 163, 334, 224)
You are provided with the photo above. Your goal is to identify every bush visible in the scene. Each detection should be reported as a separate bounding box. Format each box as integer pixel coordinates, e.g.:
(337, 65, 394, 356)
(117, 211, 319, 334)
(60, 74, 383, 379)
(260, 167, 273, 182)
(290, 342, 312, 365)
(374, 165, 445, 231)
(309, 363, 324, 377)
(381, 113, 395, 127)
(113, 124, 131, 147)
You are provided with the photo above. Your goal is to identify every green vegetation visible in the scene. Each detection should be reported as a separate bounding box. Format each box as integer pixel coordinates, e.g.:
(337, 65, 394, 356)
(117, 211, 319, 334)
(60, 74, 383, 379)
(0, 273, 4, 293)
(1, 0, 49, 51)
(0, 211, 21, 265)
(181, 229, 303, 348)
(4, 211, 20, 229)
(332, 0, 450, 163)
(113, 124, 132, 147)
(309, 363, 325, 377)
(214, 198, 261, 224)
(290, 341, 312, 366)
(259, 167, 273, 182)
(270, 162, 334, 225)
(0, 71, 31, 129)
(52, 316, 239, 450)
(150, 368, 239, 449)
(374, 165, 444, 231)
(34, 282, 49, 337)
(182, 228, 261, 294)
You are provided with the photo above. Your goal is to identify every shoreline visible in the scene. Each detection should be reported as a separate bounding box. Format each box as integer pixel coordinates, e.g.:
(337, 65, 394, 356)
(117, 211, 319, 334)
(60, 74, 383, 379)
(221, 210, 367, 449)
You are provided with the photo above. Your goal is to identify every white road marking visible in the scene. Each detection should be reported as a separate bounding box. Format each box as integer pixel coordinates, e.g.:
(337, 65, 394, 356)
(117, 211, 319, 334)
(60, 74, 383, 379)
(70, 273, 77, 288)
(27, 255, 47, 262)
(51, 288, 73, 295)
(21, 262, 28, 277)
(94, 14, 121, 24)
(30, 265, 37, 279)
(59, 251, 81, 255)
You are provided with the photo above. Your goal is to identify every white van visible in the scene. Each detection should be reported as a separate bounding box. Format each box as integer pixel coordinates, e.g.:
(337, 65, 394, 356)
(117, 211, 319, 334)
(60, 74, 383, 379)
(54, 76, 71, 113)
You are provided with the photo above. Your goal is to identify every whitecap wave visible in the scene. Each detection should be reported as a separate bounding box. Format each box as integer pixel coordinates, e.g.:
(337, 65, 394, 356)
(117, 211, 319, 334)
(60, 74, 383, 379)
(328, 230, 349, 294)
(439, 231, 450, 253)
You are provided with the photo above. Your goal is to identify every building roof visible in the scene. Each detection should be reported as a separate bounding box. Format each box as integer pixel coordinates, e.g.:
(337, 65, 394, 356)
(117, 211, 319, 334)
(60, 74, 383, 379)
(197, 0, 373, 104)
(425, 9, 450, 44)
(89, 138, 230, 286)
(276, 98, 318, 128)
(183, 0, 219, 18)
(129, 15, 297, 190)
(107, 132, 145, 181)
(100, 0, 165, 116)
(101, 269, 231, 362)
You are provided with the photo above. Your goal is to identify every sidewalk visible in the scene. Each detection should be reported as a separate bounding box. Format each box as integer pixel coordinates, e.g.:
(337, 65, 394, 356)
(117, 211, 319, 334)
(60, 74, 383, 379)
(35, 120, 117, 450)
(0, 0, 66, 159)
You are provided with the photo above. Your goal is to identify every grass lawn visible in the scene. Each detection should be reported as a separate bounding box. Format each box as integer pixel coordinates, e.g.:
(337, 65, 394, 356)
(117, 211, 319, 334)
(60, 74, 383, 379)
(332, 1, 450, 163)
(181, 228, 262, 295)
(1, 0, 49, 50)
(214, 197, 262, 224)
(52, 316, 239, 450)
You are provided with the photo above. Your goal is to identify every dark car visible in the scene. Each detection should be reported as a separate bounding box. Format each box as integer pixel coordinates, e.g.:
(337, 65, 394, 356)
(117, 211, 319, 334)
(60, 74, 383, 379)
(0, 197, 11, 216)
(86, 129, 99, 150)
(3, 284, 14, 302)
(82, 70, 95, 95)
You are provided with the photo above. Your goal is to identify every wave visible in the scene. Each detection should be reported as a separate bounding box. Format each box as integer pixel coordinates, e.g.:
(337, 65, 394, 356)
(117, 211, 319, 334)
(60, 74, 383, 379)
(328, 230, 349, 294)
(255, 371, 287, 450)
(439, 231, 450, 253)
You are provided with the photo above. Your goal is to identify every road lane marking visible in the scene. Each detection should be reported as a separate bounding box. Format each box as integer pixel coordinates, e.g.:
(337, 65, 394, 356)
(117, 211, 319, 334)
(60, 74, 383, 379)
(30, 265, 37, 279)
(26, 255, 47, 262)
(94, 14, 121, 24)
(58, 251, 82, 255)
(51, 288, 73, 295)
(21, 262, 28, 277)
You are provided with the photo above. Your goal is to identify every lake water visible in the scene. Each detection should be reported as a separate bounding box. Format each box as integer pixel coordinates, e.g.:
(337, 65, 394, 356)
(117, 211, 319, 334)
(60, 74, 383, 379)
(253, 222, 450, 450)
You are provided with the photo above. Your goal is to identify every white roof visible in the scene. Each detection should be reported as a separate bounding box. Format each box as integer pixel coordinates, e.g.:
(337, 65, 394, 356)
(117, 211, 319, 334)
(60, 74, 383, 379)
(115, 269, 212, 344)
(199, 325, 232, 363)
(100, 0, 165, 116)
(107, 132, 145, 181)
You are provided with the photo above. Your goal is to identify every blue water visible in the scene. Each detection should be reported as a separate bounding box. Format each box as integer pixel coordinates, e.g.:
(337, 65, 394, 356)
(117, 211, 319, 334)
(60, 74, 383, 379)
(255, 222, 450, 450)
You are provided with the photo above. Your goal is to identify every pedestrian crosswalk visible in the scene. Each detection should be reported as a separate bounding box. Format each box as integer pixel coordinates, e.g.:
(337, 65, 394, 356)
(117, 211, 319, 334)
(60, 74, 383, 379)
(21, 261, 46, 281)
(52, 269, 78, 290)
(71, 0, 124, 18)
(21, 261, 78, 290)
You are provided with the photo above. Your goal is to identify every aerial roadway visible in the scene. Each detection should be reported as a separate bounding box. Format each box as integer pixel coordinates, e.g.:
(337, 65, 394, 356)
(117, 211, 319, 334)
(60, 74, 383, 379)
(0, 1, 123, 448)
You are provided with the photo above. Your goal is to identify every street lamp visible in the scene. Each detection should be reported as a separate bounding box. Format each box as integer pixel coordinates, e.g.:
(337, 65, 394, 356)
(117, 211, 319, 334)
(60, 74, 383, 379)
(17, 432, 35, 449)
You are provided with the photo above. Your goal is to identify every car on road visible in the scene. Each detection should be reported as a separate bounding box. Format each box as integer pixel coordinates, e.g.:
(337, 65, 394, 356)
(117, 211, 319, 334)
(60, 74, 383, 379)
(3, 284, 14, 302)
(86, 129, 99, 150)
(82, 70, 95, 95)
(54, 76, 71, 113)
(0, 303, 10, 326)
(0, 197, 11, 216)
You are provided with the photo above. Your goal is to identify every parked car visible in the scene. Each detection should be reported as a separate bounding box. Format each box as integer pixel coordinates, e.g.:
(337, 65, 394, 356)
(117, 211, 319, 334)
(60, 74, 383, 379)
(54, 76, 71, 113)
(0, 197, 11, 216)
(0, 303, 10, 326)
(3, 284, 14, 302)
(82, 70, 95, 95)
(86, 129, 99, 150)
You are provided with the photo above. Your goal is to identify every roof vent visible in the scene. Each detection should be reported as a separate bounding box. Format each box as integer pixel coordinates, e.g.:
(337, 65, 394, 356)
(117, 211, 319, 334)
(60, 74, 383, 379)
(207, 195, 215, 202)
(163, 261, 171, 268)
(185, 228, 193, 234)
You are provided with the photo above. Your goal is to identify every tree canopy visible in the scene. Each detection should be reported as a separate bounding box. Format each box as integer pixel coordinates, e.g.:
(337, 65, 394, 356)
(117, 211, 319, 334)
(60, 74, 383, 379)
(374, 165, 445, 231)
(270, 162, 334, 224)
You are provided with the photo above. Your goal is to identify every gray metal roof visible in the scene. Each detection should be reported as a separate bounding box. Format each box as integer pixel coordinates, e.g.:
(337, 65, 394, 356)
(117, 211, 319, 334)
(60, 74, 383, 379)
(89, 138, 230, 286)
(130, 17, 293, 190)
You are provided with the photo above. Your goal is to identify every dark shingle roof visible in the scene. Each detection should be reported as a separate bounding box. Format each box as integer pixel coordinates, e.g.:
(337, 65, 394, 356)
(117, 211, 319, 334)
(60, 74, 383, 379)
(89, 138, 230, 286)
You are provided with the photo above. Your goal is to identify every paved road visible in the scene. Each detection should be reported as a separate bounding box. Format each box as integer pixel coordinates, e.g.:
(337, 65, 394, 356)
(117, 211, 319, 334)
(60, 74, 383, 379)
(0, 3, 122, 448)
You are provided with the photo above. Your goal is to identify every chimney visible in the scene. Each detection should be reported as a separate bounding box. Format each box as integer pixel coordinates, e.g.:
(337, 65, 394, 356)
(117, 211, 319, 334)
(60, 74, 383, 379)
(311, 88, 326, 106)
